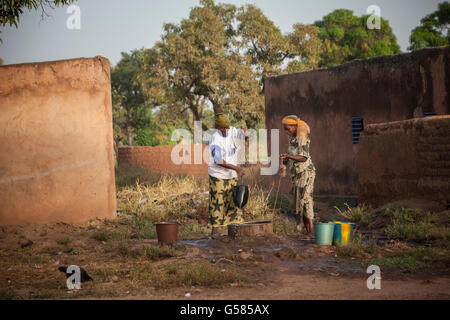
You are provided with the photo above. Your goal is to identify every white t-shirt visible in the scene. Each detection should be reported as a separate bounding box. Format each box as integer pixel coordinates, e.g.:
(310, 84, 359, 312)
(208, 127, 244, 179)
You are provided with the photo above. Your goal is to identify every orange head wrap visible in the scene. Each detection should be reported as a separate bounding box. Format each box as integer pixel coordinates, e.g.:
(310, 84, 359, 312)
(282, 115, 310, 145)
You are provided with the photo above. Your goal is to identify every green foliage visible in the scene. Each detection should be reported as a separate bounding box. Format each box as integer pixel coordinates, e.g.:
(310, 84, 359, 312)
(367, 247, 449, 271)
(112, 48, 191, 147)
(335, 203, 373, 225)
(335, 234, 378, 258)
(314, 9, 401, 67)
(382, 206, 450, 243)
(408, 1, 449, 50)
(127, 245, 183, 261)
(134, 112, 186, 147)
(111, 49, 149, 146)
(167, 262, 242, 288)
(141, 0, 321, 130)
(132, 261, 243, 289)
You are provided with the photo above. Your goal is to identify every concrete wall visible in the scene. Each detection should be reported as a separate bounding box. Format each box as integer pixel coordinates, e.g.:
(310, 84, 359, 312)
(0, 57, 116, 225)
(264, 46, 450, 196)
(118, 145, 209, 178)
(357, 115, 450, 207)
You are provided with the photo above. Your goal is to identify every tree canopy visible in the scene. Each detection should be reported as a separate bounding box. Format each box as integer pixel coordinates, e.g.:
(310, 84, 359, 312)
(314, 9, 401, 67)
(140, 0, 321, 131)
(408, 1, 449, 50)
(111, 49, 149, 147)
(111, 49, 188, 147)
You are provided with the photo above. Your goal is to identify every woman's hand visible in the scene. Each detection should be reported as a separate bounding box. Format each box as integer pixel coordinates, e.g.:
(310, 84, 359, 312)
(279, 164, 287, 177)
(236, 167, 246, 177)
(280, 154, 307, 163)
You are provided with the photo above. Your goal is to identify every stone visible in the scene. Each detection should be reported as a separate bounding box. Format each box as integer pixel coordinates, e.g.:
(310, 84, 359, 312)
(238, 252, 252, 260)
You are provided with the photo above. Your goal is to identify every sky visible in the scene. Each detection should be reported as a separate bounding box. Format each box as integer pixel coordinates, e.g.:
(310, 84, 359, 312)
(0, 0, 443, 66)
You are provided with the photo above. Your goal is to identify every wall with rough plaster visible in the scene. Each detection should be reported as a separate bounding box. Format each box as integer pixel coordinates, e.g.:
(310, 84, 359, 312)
(0, 56, 116, 225)
(264, 46, 450, 196)
(118, 145, 210, 178)
(357, 115, 450, 207)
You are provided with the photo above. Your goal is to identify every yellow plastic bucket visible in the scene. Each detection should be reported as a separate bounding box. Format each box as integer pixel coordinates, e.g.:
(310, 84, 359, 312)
(332, 221, 355, 246)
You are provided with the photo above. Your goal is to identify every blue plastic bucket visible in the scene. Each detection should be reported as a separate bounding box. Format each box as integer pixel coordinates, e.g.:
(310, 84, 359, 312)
(332, 221, 355, 246)
(314, 222, 335, 245)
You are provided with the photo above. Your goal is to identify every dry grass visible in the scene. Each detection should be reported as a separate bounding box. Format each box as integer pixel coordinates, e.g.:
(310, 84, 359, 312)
(117, 174, 209, 223)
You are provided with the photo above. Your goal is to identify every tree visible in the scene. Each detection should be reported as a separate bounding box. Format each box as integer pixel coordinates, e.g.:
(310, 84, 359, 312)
(314, 9, 401, 67)
(111, 49, 150, 148)
(237, 4, 321, 78)
(134, 110, 188, 146)
(141, 0, 321, 131)
(0, 58, 3, 65)
(408, 1, 449, 50)
(0, 0, 77, 27)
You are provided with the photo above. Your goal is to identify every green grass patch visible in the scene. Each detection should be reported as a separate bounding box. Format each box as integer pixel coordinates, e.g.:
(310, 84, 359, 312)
(131, 261, 244, 289)
(366, 247, 449, 271)
(382, 206, 450, 244)
(334, 203, 374, 225)
(124, 244, 184, 261)
(334, 234, 378, 258)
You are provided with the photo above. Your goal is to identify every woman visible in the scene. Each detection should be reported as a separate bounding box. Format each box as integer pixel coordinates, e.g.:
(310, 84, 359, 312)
(208, 113, 246, 239)
(279, 115, 316, 239)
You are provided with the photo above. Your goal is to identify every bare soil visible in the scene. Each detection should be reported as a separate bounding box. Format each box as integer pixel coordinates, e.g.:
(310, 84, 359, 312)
(1, 200, 449, 300)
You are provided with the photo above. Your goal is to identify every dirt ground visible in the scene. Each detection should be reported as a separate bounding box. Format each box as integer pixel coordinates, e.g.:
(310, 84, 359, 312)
(0, 199, 449, 300)
(120, 237, 450, 300)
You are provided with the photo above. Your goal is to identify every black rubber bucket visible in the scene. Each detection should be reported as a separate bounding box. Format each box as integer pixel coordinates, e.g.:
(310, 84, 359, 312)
(232, 185, 249, 209)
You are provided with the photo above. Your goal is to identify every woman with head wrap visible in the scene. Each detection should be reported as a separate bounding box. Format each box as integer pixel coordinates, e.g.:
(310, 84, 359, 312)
(208, 113, 246, 239)
(279, 115, 316, 239)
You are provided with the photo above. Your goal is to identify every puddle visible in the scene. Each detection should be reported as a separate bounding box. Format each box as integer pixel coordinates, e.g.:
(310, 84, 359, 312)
(178, 238, 211, 248)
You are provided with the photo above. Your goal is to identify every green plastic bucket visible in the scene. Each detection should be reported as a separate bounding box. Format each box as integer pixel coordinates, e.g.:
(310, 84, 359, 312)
(314, 222, 335, 245)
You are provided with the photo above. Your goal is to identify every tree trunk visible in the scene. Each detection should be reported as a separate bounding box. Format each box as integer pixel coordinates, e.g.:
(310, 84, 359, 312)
(127, 128, 134, 146)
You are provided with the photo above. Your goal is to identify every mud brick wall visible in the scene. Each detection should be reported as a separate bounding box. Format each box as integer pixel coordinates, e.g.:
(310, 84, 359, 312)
(357, 115, 450, 207)
(0, 57, 116, 225)
(118, 145, 209, 178)
(264, 46, 450, 196)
